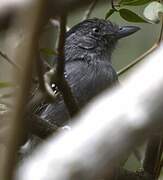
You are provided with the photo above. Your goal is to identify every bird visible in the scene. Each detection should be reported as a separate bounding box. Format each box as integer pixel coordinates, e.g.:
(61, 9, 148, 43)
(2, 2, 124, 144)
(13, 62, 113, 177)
(34, 18, 139, 127)
(22, 18, 140, 154)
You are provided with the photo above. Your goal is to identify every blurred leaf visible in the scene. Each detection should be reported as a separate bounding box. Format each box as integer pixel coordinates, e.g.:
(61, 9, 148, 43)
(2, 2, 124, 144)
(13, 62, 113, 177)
(0, 103, 9, 115)
(40, 48, 58, 56)
(120, 0, 153, 6)
(143, 1, 163, 23)
(120, 0, 134, 3)
(105, 9, 116, 20)
(119, 9, 149, 23)
(0, 82, 13, 88)
(0, 93, 12, 99)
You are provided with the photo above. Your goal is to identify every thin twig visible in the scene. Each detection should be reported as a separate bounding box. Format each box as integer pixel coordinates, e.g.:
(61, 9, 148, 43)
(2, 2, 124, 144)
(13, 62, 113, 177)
(160, 159, 163, 172)
(55, 14, 79, 117)
(56, 14, 67, 80)
(157, 14, 163, 44)
(111, 0, 117, 11)
(118, 14, 163, 76)
(36, 54, 46, 92)
(0, 50, 21, 71)
(143, 135, 163, 179)
(31, 43, 59, 103)
(155, 137, 163, 179)
(82, 0, 98, 20)
(142, 128, 163, 179)
(117, 44, 158, 76)
(120, 15, 163, 180)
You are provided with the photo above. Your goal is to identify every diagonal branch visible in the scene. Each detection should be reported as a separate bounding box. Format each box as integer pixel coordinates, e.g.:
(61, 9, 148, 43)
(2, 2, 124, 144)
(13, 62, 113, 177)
(118, 15, 163, 76)
(0, 50, 21, 71)
(55, 14, 79, 117)
(16, 43, 163, 180)
(82, 0, 98, 20)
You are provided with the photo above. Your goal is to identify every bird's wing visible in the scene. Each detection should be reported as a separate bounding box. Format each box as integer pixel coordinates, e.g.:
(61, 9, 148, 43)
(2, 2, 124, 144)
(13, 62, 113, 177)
(65, 58, 118, 102)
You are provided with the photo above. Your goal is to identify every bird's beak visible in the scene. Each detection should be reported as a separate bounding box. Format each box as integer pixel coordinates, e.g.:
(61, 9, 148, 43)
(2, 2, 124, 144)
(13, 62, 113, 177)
(116, 26, 140, 39)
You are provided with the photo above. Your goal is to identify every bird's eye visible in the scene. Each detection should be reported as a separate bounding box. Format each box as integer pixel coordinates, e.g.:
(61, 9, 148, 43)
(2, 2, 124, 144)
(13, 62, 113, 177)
(92, 27, 100, 33)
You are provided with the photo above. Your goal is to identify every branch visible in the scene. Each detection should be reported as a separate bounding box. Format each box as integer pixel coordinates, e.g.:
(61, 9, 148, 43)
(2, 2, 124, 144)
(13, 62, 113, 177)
(16, 44, 163, 180)
(56, 14, 67, 80)
(143, 135, 163, 178)
(1, 1, 49, 180)
(111, 0, 118, 11)
(0, 50, 21, 71)
(154, 137, 163, 179)
(118, 15, 163, 76)
(35, 54, 46, 92)
(55, 14, 79, 116)
(82, 0, 98, 20)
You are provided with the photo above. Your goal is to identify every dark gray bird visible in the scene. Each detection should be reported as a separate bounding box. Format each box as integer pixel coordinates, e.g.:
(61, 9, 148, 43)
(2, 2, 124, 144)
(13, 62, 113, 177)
(20, 18, 140, 157)
(29, 18, 140, 138)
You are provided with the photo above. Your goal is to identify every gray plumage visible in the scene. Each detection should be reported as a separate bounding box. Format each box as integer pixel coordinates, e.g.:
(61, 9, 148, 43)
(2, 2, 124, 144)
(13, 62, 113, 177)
(35, 18, 139, 128)
(37, 19, 121, 127)
(20, 18, 140, 157)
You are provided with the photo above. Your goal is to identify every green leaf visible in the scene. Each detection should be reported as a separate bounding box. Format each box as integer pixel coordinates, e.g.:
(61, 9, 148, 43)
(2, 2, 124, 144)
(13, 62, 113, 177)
(40, 48, 58, 56)
(120, 0, 132, 3)
(119, 8, 148, 23)
(120, 0, 152, 6)
(105, 9, 116, 20)
(0, 82, 13, 88)
(143, 1, 163, 23)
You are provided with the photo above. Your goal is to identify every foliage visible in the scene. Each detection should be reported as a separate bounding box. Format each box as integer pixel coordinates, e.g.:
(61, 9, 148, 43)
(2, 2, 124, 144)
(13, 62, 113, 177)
(105, 0, 163, 24)
(40, 48, 58, 57)
(144, 1, 163, 23)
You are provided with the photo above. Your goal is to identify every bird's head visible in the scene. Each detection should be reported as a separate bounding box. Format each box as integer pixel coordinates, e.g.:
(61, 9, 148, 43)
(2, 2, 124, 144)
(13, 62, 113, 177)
(65, 18, 140, 61)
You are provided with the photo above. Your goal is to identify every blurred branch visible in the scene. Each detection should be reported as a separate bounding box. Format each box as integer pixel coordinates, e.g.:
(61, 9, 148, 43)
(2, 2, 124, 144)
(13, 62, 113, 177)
(111, 0, 118, 11)
(36, 54, 46, 92)
(82, 0, 98, 20)
(155, 137, 163, 179)
(29, 13, 79, 138)
(43, 14, 79, 116)
(55, 14, 79, 116)
(16, 44, 163, 180)
(118, 15, 163, 76)
(117, 44, 158, 76)
(0, 103, 10, 145)
(2, 1, 48, 180)
(56, 14, 67, 82)
(0, 50, 21, 70)
(0, 10, 14, 30)
(113, 68, 163, 180)
(160, 159, 163, 174)
(143, 135, 163, 179)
